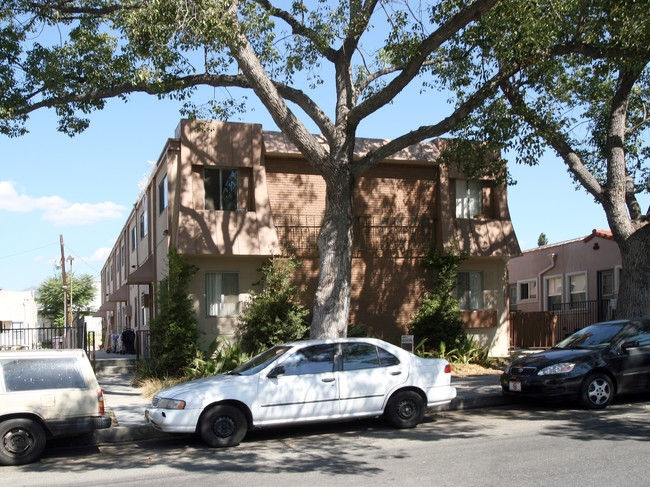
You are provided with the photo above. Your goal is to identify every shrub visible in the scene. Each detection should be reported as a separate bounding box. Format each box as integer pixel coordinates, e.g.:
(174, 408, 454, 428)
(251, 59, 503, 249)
(184, 337, 253, 380)
(147, 247, 200, 377)
(237, 255, 310, 353)
(410, 245, 467, 353)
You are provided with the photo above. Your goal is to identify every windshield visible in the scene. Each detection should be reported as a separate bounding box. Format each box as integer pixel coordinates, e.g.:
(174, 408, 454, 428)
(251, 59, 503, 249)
(229, 345, 292, 376)
(555, 324, 626, 350)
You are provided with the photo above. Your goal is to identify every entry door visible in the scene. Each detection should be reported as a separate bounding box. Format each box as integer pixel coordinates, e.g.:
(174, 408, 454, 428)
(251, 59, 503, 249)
(255, 344, 339, 424)
(597, 270, 615, 321)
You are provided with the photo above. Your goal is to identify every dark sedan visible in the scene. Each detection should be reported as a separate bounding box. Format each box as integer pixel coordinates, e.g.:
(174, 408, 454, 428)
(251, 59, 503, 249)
(501, 318, 650, 408)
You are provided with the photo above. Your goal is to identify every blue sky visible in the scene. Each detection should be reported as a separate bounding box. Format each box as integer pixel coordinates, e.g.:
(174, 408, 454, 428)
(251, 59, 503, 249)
(1, 85, 642, 292)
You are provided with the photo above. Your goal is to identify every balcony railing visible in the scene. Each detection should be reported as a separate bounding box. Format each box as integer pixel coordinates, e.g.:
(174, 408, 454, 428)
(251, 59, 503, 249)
(273, 214, 436, 255)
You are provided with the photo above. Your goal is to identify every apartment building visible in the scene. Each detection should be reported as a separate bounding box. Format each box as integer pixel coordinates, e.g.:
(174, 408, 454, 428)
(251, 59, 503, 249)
(96, 120, 520, 356)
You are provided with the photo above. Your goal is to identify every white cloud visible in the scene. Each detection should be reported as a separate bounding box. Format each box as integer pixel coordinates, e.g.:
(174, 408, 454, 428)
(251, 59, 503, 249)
(0, 181, 126, 226)
(89, 247, 111, 263)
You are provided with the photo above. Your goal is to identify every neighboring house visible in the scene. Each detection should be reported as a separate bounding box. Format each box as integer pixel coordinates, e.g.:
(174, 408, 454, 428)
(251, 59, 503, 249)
(509, 229, 622, 323)
(0, 290, 38, 349)
(95, 120, 520, 357)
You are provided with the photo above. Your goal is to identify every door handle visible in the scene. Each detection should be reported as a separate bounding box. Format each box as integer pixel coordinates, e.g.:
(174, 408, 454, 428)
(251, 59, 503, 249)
(322, 377, 335, 383)
(390, 371, 402, 376)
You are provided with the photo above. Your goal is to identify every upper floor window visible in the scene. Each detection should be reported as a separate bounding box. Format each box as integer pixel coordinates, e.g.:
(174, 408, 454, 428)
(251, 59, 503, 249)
(457, 271, 484, 310)
(206, 272, 240, 317)
(131, 226, 137, 251)
(140, 210, 147, 239)
(158, 175, 168, 214)
(205, 168, 238, 211)
(455, 179, 483, 218)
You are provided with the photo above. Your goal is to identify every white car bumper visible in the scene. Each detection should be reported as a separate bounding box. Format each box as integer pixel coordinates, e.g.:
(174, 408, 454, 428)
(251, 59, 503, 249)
(144, 407, 202, 433)
(425, 385, 457, 407)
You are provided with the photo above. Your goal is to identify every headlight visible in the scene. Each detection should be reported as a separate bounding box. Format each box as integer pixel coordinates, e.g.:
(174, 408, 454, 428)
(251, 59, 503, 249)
(537, 363, 575, 375)
(156, 397, 186, 409)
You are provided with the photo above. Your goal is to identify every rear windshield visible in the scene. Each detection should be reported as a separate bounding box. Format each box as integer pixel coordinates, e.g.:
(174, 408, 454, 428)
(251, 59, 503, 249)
(1, 358, 87, 392)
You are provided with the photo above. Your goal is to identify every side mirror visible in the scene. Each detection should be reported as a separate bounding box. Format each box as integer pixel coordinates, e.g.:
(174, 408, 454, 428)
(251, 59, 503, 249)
(621, 340, 640, 352)
(267, 365, 285, 379)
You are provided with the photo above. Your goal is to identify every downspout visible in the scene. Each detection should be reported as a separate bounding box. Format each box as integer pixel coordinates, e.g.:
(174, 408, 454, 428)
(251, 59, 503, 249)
(539, 253, 557, 311)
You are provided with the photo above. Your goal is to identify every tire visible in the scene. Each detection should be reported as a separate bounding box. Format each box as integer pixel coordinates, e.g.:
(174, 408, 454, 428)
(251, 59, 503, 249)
(199, 405, 248, 448)
(580, 373, 614, 409)
(385, 390, 425, 429)
(0, 419, 47, 466)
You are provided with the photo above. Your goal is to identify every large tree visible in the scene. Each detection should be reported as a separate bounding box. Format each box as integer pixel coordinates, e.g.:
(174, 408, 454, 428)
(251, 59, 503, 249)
(432, 0, 650, 317)
(36, 273, 97, 326)
(1, 0, 508, 338)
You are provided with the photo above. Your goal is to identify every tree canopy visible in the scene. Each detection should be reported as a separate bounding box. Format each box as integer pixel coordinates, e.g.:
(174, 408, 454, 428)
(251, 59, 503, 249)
(36, 273, 97, 326)
(433, 0, 650, 317)
(2, 0, 510, 338)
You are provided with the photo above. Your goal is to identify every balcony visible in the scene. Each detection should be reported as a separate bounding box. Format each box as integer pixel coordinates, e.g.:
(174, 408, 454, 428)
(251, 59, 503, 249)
(273, 214, 436, 256)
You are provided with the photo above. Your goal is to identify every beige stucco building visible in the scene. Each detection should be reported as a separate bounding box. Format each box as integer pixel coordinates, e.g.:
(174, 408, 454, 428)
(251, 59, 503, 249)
(96, 120, 520, 357)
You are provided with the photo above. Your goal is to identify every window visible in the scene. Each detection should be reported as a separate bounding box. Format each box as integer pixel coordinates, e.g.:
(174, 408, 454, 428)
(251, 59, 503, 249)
(158, 175, 168, 214)
(518, 279, 537, 301)
(342, 343, 380, 371)
(455, 179, 483, 218)
(282, 345, 335, 376)
(205, 168, 238, 211)
(509, 284, 517, 311)
(457, 271, 484, 310)
(569, 273, 587, 309)
(206, 272, 239, 317)
(139, 210, 147, 239)
(546, 276, 563, 311)
(131, 226, 137, 251)
(1, 358, 86, 392)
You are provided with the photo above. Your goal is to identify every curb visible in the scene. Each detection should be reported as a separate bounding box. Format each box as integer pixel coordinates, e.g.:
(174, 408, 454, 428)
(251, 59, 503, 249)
(71, 394, 513, 446)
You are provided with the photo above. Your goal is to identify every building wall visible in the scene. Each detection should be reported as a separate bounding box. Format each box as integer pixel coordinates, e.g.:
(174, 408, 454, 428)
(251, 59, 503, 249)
(509, 233, 622, 313)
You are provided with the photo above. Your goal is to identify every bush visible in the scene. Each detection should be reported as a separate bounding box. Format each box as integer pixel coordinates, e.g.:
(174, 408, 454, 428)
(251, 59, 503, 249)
(237, 255, 310, 353)
(147, 247, 200, 377)
(410, 245, 467, 353)
(184, 337, 253, 380)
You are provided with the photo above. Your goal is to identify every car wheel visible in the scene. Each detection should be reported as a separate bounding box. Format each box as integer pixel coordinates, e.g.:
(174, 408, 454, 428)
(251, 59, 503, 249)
(0, 419, 47, 466)
(199, 405, 248, 447)
(580, 373, 614, 409)
(385, 390, 425, 429)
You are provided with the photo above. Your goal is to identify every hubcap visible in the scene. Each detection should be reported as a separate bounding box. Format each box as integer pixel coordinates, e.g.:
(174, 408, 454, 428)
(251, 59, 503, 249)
(3, 428, 33, 455)
(213, 416, 236, 438)
(397, 399, 416, 420)
(587, 378, 611, 405)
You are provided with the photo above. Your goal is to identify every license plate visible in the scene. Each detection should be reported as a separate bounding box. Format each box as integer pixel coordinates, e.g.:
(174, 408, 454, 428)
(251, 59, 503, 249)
(509, 380, 522, 392)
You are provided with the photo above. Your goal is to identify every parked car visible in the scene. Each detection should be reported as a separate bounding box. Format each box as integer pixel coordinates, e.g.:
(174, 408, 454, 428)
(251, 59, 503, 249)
(0, 349, 112, 466)
(501, 318, 650, 408)
(145, 337, 456, 447)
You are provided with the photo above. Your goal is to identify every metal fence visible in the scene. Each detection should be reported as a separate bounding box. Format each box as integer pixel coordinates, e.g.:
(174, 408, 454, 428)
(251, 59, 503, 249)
(552, 299, 612, 341)
(0, 325, 89, 351)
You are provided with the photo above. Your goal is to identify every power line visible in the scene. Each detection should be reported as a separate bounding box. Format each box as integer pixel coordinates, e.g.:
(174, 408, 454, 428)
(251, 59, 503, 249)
(0, 243, 58, 260)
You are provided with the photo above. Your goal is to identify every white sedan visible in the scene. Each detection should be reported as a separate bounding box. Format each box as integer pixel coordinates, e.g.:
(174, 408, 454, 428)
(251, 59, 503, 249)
(145, 337, 456, 447)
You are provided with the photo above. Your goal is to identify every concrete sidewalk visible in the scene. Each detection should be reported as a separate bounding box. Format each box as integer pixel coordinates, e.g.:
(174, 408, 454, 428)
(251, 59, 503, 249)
(87, 354, 510, 445)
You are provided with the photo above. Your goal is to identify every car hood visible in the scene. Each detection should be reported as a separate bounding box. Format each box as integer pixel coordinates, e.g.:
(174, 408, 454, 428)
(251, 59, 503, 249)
(511, 348, 599, 369)
(156, 373, 257, 403)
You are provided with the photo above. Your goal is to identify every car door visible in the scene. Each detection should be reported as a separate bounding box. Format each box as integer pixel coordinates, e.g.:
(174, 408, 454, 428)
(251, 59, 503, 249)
(618, 322, 650, 392)
(337, 342, 407, 416)
(254, 344, 339, 424)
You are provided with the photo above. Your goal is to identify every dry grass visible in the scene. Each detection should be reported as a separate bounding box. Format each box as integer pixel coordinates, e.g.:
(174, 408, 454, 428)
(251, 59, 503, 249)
(136, 376, 184, 399)
(451, 360, 508, 378)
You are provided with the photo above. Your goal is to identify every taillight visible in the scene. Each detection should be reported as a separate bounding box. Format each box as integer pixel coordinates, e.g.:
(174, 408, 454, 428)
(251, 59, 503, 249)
(98, 390, 106, 415)
(444, 364, 451, 374)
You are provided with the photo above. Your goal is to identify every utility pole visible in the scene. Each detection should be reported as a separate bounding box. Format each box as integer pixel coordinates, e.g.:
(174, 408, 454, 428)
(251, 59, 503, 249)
(60, 234, 68, 328)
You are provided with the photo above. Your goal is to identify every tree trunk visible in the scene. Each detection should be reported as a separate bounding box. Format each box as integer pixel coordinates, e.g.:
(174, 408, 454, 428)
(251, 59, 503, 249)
(615, 223, 650, 319)
(309, 166, 356, 339)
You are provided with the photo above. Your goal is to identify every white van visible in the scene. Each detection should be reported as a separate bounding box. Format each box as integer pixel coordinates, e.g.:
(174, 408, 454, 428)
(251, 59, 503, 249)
(0, 349, 111, 465)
